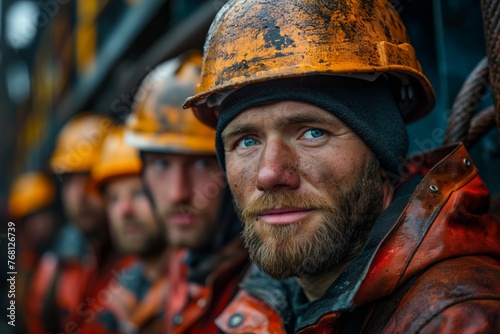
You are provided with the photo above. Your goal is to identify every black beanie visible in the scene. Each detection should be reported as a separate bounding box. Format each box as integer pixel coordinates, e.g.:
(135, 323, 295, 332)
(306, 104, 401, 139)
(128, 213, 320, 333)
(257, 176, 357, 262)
(216, 76, 408, 175)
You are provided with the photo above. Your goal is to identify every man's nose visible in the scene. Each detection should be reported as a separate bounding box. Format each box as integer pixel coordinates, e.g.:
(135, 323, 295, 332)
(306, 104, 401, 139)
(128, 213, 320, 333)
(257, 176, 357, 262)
(73, 176, 90, 203)
(118, 196, 134, 217)
(167, 165, 192, 204)
(256, 140, 300, 192)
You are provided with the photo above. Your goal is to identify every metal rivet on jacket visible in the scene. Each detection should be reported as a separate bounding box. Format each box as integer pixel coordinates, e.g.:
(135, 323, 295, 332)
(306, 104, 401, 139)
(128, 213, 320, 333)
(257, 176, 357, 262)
(173, 314, 184, 325)
(228, 313, 244, 328)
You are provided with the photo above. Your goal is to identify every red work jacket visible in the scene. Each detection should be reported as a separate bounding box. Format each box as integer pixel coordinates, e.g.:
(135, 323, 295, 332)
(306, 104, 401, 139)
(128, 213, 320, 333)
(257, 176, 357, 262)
(28, 225, 133, 334)
(79, 252, 178, 334)
(165, 237, 250, 334)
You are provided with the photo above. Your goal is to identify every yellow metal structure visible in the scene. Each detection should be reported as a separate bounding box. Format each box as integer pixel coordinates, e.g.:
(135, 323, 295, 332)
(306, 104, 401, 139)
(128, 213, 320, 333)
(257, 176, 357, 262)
(184, 0, 436, 127)
(76, 0, 98, 74)
(125, 51, 216, 154)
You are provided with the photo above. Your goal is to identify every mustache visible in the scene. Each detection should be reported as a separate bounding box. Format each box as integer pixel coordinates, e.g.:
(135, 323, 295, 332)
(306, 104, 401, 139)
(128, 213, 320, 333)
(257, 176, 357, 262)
(163, 205, 200, 215)
(120, 218, 146, 231)
(75, 207, 97, 218)
(239, 192, 333, 221)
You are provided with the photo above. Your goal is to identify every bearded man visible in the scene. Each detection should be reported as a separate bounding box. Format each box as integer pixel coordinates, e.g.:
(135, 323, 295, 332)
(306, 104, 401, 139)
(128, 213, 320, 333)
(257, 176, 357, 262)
(183, 0, 500, 332)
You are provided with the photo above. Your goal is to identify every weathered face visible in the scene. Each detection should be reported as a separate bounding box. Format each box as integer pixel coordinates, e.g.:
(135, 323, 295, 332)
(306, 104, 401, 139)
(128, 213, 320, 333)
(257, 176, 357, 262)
(61, 173, 106, 234)
(143, 153, 225, 250)
(222, 101, 386, 279)
(105, 175, 164, 257)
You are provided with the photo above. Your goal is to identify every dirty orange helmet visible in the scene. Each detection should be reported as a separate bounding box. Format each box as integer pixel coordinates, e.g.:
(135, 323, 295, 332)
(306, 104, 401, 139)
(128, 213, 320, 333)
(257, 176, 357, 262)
(50, 112, 115, 174)
(125, 51, 217, 154)
(184, 0, 436, 127)
(92, 126, 142, 189)
(8, 172, 56, 219)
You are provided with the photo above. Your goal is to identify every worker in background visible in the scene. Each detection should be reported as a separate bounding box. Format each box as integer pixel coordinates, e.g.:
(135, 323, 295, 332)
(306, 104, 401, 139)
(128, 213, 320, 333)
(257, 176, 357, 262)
(124, 51, 250, 334)
(28, 113, 133, 334)
(8, 171, 61, 334)
(82, 126, 170, 333)
(184, 0, 500, 332)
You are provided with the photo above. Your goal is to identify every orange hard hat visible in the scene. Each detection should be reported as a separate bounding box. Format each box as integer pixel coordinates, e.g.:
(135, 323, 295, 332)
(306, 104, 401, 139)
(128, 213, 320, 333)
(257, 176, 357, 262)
(50, 112, 115, 174)
(184, 0, 436, 127)
(91, 126, 142, 189)
(125, 51, 217, 154)
(8, 172, 56, 219)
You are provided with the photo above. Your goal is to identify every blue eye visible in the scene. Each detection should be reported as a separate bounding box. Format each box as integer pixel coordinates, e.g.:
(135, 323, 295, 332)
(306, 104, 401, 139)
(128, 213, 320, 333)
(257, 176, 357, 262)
(238, 137, 259, 148)
(151, 159, 167, 170)
(304, 129, 325, 139)
(106, 193, 119, 204)
(195, 159, 209, 170)
(132, 187, 146, 198)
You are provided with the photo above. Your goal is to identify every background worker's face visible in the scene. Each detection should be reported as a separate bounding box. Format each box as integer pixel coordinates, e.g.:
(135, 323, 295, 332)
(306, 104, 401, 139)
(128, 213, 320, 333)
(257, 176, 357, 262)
(105, 175, 165, 257)
(61, 173, 106, 234)
(21, 211, 58, 252)
(143, 153, 225, 250)
(222, 100, 386, 279)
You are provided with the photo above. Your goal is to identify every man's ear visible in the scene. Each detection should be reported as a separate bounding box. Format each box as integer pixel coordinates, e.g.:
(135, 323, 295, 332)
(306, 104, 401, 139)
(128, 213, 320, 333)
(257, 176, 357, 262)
(380, 168, 395, 210)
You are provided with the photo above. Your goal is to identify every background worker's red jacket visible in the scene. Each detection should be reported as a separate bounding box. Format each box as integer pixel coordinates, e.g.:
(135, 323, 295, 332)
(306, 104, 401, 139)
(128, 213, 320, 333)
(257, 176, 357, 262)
(16, 235, 45, 334)
(79, 251, 178, 334)
(165, 237, 249, 334)
(28, 224, 133, 334)
(216, 144, 500, 333)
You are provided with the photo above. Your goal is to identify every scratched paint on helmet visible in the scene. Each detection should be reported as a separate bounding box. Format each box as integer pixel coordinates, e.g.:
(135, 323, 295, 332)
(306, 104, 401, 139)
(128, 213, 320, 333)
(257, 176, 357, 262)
(185, 0, 435, 128)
